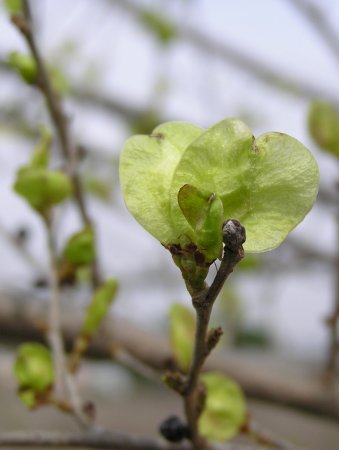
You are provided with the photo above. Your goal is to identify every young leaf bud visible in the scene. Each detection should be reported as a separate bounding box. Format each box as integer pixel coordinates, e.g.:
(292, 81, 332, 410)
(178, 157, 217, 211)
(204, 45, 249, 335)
(222, 219, 246, 252)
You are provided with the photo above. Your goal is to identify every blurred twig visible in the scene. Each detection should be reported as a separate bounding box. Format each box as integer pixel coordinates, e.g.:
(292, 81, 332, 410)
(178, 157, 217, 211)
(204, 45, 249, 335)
(286, 0, 339, 64)
(111, 0, 339, 106)
(0, 429, 305, 450)
(0, 292, 338, 420)
(11, 0, 101, 288)
(325, 184, 339, 379)
(282, 0, 339, 379)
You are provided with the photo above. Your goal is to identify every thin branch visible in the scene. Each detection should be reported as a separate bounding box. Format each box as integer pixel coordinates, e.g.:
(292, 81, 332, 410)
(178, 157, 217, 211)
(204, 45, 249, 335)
(285, 0, 339, 64)
(12, 1, 100, 288)
(0, 429, 285, 450)
(325, 180, 339, 378)
(45, 218, 66, 398)
(111, 0, 339, 106)
(44, 216, 91, 428)
(248, 421, 308, 450)
(0, 292, 338, 420)
(182, 221, 246, 450)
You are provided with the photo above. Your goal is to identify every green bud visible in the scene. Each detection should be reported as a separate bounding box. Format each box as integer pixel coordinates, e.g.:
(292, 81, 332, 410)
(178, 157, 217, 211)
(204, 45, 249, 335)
(7, 52, 38, 85)
(63, 226, 95, 266)
(14, 343, 54, 393)
(308, 101, 339, 158)
(14, 167, 72, 212)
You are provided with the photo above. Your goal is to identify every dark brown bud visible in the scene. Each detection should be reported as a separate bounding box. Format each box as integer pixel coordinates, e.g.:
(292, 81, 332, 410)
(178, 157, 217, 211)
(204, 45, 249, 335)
(222, 219, 246, 252)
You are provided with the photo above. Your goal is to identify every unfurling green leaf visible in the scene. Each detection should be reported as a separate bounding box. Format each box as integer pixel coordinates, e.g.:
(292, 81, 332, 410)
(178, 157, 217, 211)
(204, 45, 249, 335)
(308, 101, 339, 158)
(7, 52, 38, 84)
(82, 278, 118, 336)
(14, 343, 54, 408)
(120, 118, 319, 257)
(199, 373, 246, 441)
(178, 184, 224, 261)
(63, 226, 95, 266)
(169, 303, 195, 372)
(14, 167, 72, 212)
(4, 0, 23, 14)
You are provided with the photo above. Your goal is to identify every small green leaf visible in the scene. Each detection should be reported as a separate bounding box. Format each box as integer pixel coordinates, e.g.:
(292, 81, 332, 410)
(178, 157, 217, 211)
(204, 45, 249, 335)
(199, 373, 246, 441)
(178, 184, 214, 230)
(7, 52, 38, 84)
(308, 101, 339, 158)
(177, 185, 224, 261)
(169, 303, 195, 372)
(140, 10, 177, 44)
(30, 125, 52, 169)
(4, 0, 23, 14)
(14, 167, 72, 212)
(82, 278, 118, 336)
(14, 343, 54, 393)
(63, 226, 95, 266)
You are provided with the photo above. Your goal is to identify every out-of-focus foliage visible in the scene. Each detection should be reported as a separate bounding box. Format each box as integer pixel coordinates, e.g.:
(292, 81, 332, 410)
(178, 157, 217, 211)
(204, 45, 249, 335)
(4, 0, 23, 14)
(7, 52, 38, 85)
(63, 226, 95, 266)
(13, 342, 54, 409)
(198, 372, 246, 441)
(81, 278, 118, 337)
(7, 51, 69, 93)
(169, 303, 195, 372)
(139, 10, 177, 44)
(14, 167, 72, 213)
(308, 101, 339, 158)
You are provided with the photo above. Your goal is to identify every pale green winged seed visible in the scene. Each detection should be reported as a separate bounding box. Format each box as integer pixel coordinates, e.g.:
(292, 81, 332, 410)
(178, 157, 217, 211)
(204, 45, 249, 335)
(172, 119, 319, 252)
(119, 122, 204, 243)
(120, 118, 319, 254)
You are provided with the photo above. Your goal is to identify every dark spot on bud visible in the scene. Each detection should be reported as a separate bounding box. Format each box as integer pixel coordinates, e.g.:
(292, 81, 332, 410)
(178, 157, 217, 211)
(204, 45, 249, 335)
(159, 415, 191, 442)
(222, 219, 246, 252)
(33, 277, 49, 289)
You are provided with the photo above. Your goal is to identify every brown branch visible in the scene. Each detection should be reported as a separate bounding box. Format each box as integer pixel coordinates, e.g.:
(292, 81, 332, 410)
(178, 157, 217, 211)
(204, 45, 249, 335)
(0, 291, 338, 419)
(44, 218, 67, 399)
(11, 1, 100, 288)
(180, 221, 246, 450)
(0, 429, 292, 450)
(286, 0, 339, 64)
(0, 430, 192, 450)
(325, 180, 339, 378)
(111, 0, 339, 106)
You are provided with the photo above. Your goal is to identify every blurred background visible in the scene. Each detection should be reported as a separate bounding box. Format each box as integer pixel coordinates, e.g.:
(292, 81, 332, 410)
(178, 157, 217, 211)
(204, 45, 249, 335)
(0, 0, 338, 449)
